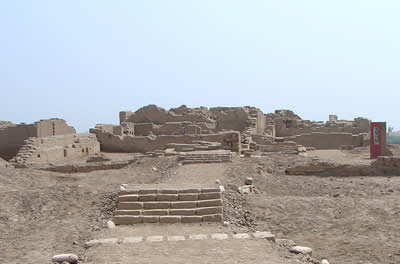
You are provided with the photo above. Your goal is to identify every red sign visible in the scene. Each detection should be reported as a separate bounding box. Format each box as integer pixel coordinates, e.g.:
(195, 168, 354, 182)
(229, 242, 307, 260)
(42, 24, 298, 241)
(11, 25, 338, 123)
(370, 122, 385, 158)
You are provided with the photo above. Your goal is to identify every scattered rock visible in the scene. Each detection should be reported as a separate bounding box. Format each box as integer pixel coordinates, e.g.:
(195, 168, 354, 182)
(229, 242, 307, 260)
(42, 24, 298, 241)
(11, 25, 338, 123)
(321, 259, 330, 264)
(223, 221, 229, 227)
(245, 177, 253, 185)
(215, 179, 221, 185)
(51, 254, 79, 263)
(276, 239, 296, 247)
(289, 246, 313, 256)
(106, 220, 116, 229)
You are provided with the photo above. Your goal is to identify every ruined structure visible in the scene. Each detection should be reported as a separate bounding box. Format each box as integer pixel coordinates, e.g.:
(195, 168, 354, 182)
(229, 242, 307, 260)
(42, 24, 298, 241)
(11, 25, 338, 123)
(0, 119, 76, 160)
(90, 105, 371, 155)
(9, 133, 100, 166)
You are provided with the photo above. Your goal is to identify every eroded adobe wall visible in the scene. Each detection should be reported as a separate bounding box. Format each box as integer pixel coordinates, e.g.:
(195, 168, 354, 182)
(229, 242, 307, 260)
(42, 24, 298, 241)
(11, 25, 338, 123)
(283, 132, 366, 149)
(0, 119, 76, 161)
(10, 133, 100, 165)
(91, 127, 240, 153)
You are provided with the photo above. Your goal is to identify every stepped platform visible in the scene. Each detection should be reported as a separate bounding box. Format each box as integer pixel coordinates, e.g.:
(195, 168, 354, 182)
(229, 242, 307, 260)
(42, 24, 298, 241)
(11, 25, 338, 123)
(114, 185, 224, 224)
(177, 150, 232, 165)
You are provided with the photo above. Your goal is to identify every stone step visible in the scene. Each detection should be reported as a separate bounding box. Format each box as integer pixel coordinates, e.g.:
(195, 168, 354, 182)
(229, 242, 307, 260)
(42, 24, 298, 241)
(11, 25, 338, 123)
(120, 188, 220, 195)
(119, 192, 222, 202)
(118, 199, 223, 210)
(183, 160, 231, 164)
(114, 206, 223, 216)
(113, 213, 223, 224)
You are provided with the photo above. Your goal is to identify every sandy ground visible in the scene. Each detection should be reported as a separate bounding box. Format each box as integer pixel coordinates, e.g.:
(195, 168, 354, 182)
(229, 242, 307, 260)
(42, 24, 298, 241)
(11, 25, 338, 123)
(1, 147, 400, 263)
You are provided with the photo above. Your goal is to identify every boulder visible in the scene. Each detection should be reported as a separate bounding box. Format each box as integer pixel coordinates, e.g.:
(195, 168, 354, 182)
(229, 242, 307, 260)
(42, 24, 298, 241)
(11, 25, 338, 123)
(51, 254, 79, 263)
(289, 246, 312, 256)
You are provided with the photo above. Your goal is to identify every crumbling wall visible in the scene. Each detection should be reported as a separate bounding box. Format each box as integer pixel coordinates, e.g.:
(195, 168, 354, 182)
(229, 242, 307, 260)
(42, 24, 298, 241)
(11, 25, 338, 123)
(0, 119, 76, 161)
(90, 126, 240, 153)
(120, 105, 215, 125)
(10, 133, 100, 165)
(283, 132, 366, 149)
(210, 107, 250, 132)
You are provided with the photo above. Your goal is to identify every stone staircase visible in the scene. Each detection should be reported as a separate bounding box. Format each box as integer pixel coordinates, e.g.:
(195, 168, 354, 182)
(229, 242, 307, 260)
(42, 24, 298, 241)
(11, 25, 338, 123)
(113, 187, 224, 224)
(177, 150, 232, 165)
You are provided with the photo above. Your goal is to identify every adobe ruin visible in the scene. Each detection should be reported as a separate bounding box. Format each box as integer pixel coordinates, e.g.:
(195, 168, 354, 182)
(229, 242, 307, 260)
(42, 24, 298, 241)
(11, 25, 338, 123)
(90, 105, 371, 156)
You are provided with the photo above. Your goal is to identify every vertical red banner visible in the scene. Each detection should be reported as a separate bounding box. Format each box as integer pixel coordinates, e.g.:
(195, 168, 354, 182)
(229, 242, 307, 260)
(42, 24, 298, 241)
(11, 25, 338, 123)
(370, 122, 385, 158)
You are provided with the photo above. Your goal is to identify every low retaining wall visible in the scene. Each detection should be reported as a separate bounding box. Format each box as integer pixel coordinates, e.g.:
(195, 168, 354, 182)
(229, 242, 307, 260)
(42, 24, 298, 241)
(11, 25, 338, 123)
(283, 132, 366, 149)
(90, 128, 240, 153)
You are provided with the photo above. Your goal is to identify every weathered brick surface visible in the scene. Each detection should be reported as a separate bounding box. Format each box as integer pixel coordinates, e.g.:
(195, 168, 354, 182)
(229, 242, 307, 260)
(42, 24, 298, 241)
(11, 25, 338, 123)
(181, 216, 202, 223)
(170, 209, 196, 215)
(179, 193, 198, 201)
(159, 189, 178, 194)
(138, 189, 158, 194)
(118, 202, 143, 210)
(196, 207, 223, 215)
(143, 215, 159, 223)
(201, 188, 220, 193)
(113, 215, 143, 224)
(156, 194, 178, 201)
(119, 194, 139, 202)
(114, 210, 141, 215)
(142, 209, 169, 216)
(170, 201, 197, 209)
(159, 216, 181, 223)
(143, 202, 170, 209)
(198, 192, 221, 200)
(120, 190, 140, 195)
(138, 194, 156, 201)
(197, 199, 223, 207)
(178, 188, 200, 194)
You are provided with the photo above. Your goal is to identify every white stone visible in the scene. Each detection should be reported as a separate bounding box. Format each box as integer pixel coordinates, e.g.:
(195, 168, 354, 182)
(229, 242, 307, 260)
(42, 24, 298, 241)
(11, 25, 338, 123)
(215, 179, 221, 184)
(211, 233, 229, 240)
(167, 236, 186, 241)
(106, 220, 116, 229)
(146, 235, 164, 242)
(321, 259, 330, 264)
(98, 238, 119, 244)
(123, 236, 143, 243)
(223, 221, 229, 227)
(252, 231, 275, 242)
(238, 185, 253, 194)
(51, 254, 79, 263)
(289, 246, 313, 256)
(189, 234, 208, 240)
(219, 185, 225, 193)
(232, 233, 250, 239)
(119, 185, 126, 191)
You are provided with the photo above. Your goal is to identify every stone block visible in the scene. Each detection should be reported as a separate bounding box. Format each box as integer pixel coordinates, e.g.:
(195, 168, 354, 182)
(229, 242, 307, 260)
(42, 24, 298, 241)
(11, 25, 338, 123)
(182, 216, 202, 223)
(233, 233, 250, 239)
(119, 189, 140, 195)
(119, 194, 139, 202)
(178, 188, 201, 193)
(114, 210, 141, 215)
(159, 189, 178, 194)
(198, 192, 221, 200)
(289, 246, 313, 256)
(156, 194, 179, 201)
(201, 188, 220, 193)
(189, 234, 208, 240)
(139, 189, 158, 194)
(123, 236, 144, 243)
(142, 209, 169, 216)
(113, 215, 143, 224)
(159, 216, 181, 223)
(167, 236, 186, 241)
(211, 233, 229, 240)
(196, 207, 223, 215)
(202, 214, 223, 222)
(197, 199, 223, 207)
(143, 202, 170, 209)
(143, 215, 159, 223)
(170, 201, 197, 209)
(138, 194, 156, 201)
(146, 236, 164, 242)
(170, 209, 197, 215)
(179, 193, 198, 201)
(252, 231, 275, 242)
(118, 202, 143, 210)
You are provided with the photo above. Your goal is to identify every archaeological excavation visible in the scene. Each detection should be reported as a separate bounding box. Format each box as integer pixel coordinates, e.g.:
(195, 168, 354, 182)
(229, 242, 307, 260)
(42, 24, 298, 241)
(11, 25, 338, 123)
(1, 105, 399, 264)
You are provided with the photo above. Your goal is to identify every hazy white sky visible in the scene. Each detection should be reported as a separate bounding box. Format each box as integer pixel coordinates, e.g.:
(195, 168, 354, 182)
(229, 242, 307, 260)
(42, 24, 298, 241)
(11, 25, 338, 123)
(1, 1, 399, 132)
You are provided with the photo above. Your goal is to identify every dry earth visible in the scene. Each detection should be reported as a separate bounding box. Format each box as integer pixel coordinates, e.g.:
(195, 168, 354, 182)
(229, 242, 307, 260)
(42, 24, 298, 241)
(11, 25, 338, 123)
(1, 147, 400, 263)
